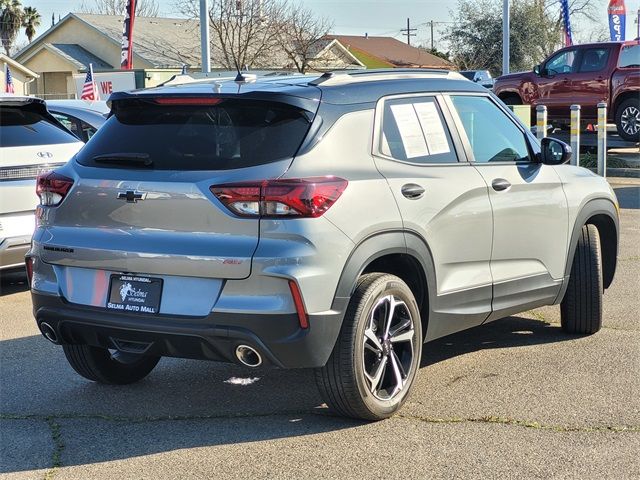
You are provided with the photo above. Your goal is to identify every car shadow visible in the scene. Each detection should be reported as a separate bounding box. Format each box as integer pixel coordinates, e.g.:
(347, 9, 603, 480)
(0, 269, 29, 297)
(1, 315, 571, 474)
(612, 185, 640, 210)
(420, 315, 566, 368)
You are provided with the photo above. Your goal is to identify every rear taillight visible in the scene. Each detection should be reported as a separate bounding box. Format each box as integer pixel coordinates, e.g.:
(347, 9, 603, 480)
(36, 172, 74, 206)
(210, 177, 348, 218)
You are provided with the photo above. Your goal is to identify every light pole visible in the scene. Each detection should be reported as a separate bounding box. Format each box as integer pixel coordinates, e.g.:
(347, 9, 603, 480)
(502, 0, 509, 75)
(200, 0, 211, 73)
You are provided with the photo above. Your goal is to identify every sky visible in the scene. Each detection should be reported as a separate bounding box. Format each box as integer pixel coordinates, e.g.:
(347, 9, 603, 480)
(14, 0, 640, 52)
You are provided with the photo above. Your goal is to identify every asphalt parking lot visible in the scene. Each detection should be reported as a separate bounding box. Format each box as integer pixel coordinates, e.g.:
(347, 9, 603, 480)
(1, 179, 639, 480)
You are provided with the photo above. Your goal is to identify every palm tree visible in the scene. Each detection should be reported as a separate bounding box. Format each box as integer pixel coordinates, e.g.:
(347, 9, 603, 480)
(22, 5, 40, 43)
(0, 0, 23, 56)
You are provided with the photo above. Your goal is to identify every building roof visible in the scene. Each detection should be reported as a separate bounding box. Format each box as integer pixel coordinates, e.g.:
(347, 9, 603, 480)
(0, 53, 39, 78)
(325, 35, 454, 69)
(15, 13, 201, 69)
(73, 13, 201, 68)
(45, 43, 113, 70)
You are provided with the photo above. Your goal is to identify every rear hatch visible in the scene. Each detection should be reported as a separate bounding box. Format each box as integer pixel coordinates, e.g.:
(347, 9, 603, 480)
(39, 93, 319, 281)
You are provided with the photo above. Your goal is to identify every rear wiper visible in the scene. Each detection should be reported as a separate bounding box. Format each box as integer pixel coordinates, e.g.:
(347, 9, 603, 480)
(93, 153, 153, 167)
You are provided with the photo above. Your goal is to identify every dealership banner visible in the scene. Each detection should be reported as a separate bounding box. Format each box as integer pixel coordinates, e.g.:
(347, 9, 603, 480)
(120, 0, 136, 69)
(608, 0, 626, 42)
(560, 0, 573, 46)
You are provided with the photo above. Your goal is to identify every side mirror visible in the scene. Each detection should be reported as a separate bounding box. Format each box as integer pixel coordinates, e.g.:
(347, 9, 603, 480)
(540, 137, 571, 165)
(533, 65, 540, 75)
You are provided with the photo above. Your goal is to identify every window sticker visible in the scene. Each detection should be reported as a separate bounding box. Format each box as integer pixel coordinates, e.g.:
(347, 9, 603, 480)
(414, 102, 451, 155)
(390, 103, 428, 158)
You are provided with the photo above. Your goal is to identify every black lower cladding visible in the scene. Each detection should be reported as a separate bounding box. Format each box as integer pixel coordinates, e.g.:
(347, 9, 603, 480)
(32, 292, 347, 368)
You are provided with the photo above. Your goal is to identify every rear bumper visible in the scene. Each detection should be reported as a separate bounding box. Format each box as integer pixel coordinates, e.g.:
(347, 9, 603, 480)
(32, 291, 346, 368)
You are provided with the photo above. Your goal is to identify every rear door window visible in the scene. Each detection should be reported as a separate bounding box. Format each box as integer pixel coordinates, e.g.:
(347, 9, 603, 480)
(0, 107, 80, 147)
(378, 96, 458, 164)
(578, 48, 610, 73)
(619, 44, 640, 68)
(76, 99, 313, 170)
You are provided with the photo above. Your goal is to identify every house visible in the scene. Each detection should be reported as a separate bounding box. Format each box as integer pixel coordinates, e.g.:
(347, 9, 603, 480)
(1, 54, 39, 95)
(324, 35, 454, 70)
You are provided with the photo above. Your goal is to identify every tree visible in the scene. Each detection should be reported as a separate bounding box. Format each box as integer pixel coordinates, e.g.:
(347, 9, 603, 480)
(445, 0, 562, 76)
(79, 0, 160, 17)
(0, 0, 23, 56)
(278, 4, 332, 73)
(209, 0, 288, 70)
(175, 0, 332, 71)
(22, 5, 39, 43)
(445, 0, 601, 76)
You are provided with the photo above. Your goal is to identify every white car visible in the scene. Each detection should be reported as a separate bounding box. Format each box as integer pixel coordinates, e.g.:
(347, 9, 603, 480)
(0, 95, 83, 271)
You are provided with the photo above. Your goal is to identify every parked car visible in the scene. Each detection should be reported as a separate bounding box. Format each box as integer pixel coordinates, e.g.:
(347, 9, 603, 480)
(0, 95, 83, 271)
(493, 41, 640, 142)
(460, 70, 495, 89)
(28, 71, 619, 421)
(46, 100, 109, 142)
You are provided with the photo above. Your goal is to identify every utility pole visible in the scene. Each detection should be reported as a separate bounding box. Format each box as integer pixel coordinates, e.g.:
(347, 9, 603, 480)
(502, 0, 510, 75)
(430, 20, 434, 51)
(401, 18, 417, 46)
(200, 0, 210, 73)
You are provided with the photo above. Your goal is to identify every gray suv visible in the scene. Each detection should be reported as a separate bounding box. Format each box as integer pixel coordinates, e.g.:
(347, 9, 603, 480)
(28, 70, 619, 421)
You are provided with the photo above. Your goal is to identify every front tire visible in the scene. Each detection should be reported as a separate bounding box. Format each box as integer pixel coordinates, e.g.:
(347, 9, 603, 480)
(63, 344, 160, 384)
(615, 98, 640, 143)
(316, 273, 422, 421)
(560, 224, 603, 334)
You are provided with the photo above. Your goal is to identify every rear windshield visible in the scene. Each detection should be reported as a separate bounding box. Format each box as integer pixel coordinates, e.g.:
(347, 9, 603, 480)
(0, 107, 80, 147)
(76, 99, 313, 170)
(619, 44, 640, 68)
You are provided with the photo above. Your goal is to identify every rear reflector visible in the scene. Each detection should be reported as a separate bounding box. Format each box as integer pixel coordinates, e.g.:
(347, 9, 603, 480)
(288, 280, 309, 329)
(36, 171, 74, 206)
(153, 97, 223, 106)
(211, 177, 348, 218)
(25, 257, 34, 287)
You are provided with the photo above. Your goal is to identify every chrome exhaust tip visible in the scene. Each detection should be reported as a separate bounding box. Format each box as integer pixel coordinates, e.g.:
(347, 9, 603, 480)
(39, 322, 59, 344)
(235, 344, 262, 368)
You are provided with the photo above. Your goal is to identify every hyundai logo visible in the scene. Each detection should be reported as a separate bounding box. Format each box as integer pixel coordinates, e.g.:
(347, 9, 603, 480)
(37, 152, 53, 158)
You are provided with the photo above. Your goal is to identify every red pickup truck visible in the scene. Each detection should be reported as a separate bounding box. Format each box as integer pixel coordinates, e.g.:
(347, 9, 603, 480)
(493, 41, 640, 142)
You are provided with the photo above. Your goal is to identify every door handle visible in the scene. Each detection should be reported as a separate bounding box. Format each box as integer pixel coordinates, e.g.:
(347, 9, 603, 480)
(491, 178, 511, 192)
(401, 183, 425, 199)
(562, 77, 570, 83)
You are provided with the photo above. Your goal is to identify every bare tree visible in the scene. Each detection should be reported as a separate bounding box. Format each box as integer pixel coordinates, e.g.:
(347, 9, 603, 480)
(278, 4, 332, 73)
(209, 0, 288, 70)
(79, 0, 160, 17)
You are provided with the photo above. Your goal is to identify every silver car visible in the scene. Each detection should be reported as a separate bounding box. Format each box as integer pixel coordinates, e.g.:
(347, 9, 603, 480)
(28, 70, 619, 420)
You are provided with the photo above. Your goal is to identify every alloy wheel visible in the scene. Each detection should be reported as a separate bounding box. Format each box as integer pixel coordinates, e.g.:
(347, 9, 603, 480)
(621, 106, 640, 135)
(362, 295, 416, 401)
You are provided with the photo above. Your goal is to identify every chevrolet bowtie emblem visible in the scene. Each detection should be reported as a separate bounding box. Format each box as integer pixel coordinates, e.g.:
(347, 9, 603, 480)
(117, 190, 147, 203)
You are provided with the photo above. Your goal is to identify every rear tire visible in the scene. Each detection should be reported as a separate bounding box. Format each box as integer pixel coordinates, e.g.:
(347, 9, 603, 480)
(315, 273, 422, 421)
(63, 344, 160, 384)
(560, 224, 603, 334)
(615, 98, 640, 143)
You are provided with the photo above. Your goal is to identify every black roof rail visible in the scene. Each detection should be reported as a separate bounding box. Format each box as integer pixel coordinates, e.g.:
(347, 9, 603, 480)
(309, 68, 458, 86)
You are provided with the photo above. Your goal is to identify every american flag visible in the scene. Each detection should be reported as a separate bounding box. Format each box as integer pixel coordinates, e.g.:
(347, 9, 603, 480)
(80, 64, 99, 101)
(4, 64, 14, 94)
